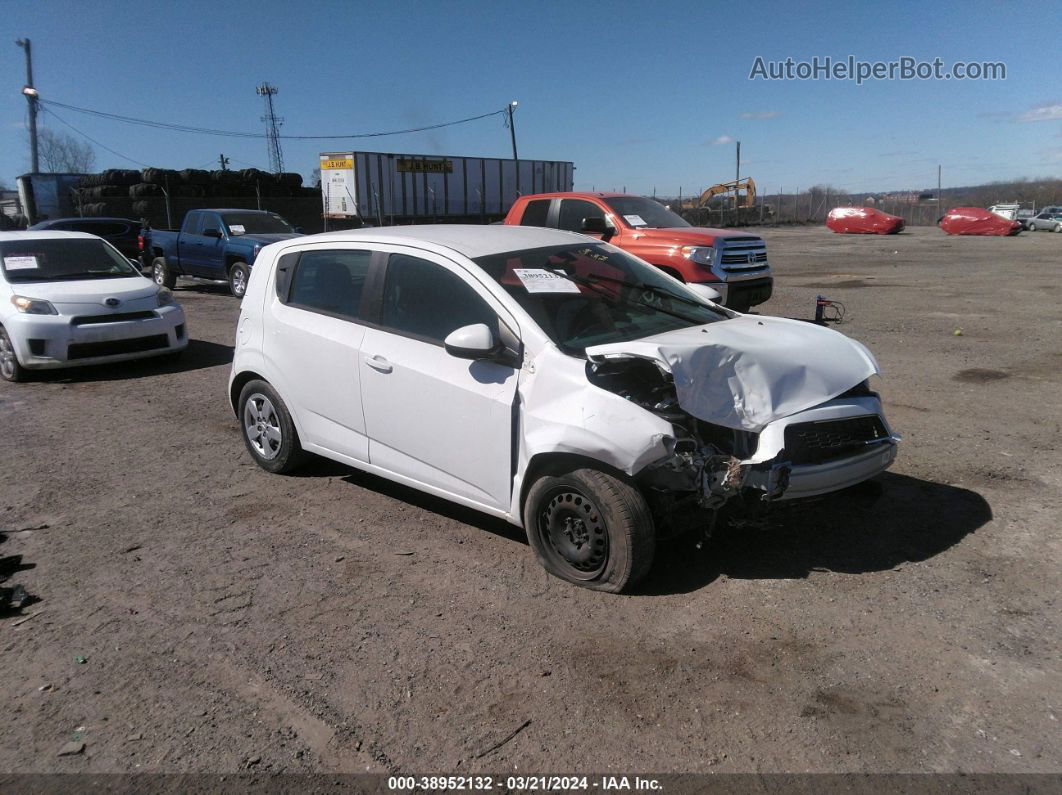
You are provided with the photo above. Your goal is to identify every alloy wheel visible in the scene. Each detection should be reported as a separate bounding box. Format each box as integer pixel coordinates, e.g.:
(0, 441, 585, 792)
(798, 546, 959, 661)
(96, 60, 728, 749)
(243, 393, 283, 460)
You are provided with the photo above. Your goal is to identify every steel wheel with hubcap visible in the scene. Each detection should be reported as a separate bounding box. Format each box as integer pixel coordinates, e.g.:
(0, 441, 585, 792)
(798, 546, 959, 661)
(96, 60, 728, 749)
(229, 262, 250, 298)
(0, 327, 26, 382)
(237, 379, 306, 473)
(524, 467, 655, 592)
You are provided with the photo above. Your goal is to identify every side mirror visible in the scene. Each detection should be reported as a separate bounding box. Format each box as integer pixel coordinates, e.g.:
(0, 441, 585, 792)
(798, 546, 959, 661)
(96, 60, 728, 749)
(203, 228, 222, 238)
(581, 216, 609, 234)
(444, 323, 500, 361)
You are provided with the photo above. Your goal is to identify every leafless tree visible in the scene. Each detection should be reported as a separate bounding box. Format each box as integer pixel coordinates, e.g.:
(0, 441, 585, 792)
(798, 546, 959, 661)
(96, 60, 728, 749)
(38, 128, 96, 173)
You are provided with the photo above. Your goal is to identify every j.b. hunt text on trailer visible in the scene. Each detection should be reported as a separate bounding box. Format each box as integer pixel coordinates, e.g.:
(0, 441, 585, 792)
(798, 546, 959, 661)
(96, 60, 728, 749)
(320, 150, 574, 223)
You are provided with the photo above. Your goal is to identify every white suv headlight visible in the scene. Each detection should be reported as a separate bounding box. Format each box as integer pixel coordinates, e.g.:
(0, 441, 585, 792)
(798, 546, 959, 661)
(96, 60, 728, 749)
(680, 246, 714, 265)
(10, 295, 58, 315)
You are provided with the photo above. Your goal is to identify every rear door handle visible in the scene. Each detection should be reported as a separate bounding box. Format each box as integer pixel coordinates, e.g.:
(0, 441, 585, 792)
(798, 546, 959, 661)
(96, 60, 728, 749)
(364, 354, 393, 373)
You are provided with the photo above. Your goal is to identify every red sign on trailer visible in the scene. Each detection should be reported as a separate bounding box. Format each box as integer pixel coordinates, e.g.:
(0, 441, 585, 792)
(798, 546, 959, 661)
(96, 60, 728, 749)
(826, 207, 905, 234)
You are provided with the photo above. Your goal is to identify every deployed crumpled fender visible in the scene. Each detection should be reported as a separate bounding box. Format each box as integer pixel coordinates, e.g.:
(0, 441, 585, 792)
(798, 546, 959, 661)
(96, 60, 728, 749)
(585, 315, 878, 433)
(511, 344, 677, 517)
(826, 207, 905, 235)
(939, 207, 1023, 236)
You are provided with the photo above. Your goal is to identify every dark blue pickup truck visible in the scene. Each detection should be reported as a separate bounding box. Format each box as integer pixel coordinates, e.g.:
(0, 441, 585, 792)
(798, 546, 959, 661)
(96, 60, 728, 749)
(140, 209, 302, 297)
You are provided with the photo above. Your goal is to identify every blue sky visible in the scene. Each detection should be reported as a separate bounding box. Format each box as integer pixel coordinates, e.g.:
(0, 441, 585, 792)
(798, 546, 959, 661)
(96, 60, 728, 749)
(2, 0, 1060, 196)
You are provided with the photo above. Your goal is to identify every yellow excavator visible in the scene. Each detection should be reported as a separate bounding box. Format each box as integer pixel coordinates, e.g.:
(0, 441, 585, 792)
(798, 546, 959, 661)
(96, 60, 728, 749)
(684, 177, 757, 209)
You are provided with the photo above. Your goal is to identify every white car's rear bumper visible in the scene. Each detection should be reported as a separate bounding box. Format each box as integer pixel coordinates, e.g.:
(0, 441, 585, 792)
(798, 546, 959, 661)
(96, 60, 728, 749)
(5, 305, 188, 370)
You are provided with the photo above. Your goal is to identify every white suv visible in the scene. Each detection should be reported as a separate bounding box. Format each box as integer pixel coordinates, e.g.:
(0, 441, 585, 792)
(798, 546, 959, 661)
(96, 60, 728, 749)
(229, 225, 898, 592)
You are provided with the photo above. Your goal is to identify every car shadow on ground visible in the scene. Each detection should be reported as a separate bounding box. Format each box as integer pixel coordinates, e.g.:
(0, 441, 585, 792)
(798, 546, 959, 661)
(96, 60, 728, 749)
(636, 472, 992, 596)
(28, 339, 234, 383)
(292, 456, 528, 545)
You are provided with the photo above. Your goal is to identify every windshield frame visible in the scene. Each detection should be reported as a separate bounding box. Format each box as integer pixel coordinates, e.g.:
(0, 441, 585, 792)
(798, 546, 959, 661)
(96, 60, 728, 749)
(0, 236, 142, 284)
(472, 242, 728, 356)
(603, 196, 691, 230)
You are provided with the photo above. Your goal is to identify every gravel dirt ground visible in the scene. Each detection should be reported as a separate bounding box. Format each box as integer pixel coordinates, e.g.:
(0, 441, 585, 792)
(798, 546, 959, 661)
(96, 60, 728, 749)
(1, 225, 1059, 776)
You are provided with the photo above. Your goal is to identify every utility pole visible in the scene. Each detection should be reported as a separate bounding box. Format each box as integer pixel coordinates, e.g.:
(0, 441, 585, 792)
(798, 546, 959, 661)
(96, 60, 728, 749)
(735, 140, 741, 184)
(937, 164, 942, 208)
(506, 101, 519, 160)
(218, 154, 230, 171)
(16, 38, 39, 173)
(256, 82, 284, 174)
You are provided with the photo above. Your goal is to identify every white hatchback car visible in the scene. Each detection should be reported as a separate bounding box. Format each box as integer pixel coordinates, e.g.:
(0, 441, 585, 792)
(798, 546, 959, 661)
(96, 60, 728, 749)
(230, 225, 899, 592)
(0, 231, 187, 382)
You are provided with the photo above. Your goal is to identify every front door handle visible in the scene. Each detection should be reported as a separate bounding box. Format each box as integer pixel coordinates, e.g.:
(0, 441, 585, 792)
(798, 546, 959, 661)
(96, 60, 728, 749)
(364, 354, 393, 373)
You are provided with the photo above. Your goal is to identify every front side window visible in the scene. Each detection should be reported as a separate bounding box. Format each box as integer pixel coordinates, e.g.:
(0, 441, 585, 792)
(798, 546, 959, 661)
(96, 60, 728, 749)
(474, 243, 726, 354)
(286, 250, 371, 320)
(557, 200, 606, 233)
(222, 212, 293, 236)
(0, 238, 141, 283)
(379, 254, 497, 344)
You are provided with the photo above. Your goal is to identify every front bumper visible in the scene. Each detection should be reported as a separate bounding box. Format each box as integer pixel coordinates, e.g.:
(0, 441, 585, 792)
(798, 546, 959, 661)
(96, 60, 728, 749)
(5, 305, 188, 370)
(689, 276, 773, 309)
(778, 441, 897, 501)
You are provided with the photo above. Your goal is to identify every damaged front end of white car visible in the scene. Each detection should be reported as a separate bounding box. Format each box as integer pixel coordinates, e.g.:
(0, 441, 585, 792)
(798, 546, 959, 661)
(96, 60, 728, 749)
(579, 314, 900, 538)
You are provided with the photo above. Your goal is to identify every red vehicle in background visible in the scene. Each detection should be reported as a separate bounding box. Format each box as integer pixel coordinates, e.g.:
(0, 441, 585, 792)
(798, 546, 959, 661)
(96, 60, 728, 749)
(503, 193, 772, 312)
(826, 207, 905, 235)
(939, 208, 1023, 236)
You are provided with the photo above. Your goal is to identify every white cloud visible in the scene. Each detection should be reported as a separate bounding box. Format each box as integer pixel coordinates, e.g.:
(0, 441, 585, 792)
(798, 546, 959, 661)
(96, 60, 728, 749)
(706, 135, 734, 146)
(1017, 103, 1062, 122)
(739, 111, 782, 120)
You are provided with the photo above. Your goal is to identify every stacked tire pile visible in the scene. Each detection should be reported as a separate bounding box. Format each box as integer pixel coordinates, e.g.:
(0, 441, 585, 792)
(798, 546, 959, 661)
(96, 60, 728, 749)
(70, 168, 314, 219)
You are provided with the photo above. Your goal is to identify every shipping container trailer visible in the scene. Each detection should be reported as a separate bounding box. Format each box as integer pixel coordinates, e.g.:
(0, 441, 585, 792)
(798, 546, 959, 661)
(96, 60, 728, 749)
(320, 151, 574, 224)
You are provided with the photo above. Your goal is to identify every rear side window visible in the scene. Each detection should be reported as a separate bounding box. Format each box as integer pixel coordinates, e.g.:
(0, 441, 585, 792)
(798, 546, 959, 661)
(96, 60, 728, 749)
(286, 250, 372, 321)
(557, 199, 605, 233)
(379, 254, 496, 344)
(519, 200, 551, 227)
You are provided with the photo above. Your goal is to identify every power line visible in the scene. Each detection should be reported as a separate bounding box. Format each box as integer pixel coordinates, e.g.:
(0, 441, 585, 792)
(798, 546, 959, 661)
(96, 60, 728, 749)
(40, 106, 150, 168)
(37, 98, 510, 140)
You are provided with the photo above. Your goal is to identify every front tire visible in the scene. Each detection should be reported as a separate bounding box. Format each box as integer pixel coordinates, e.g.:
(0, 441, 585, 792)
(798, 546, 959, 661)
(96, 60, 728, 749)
(1055, 223, 1062, 233)
(152, 257, 177, 289)
(229, 262, 250, 298)
(0, 326, 27, 383)
(524, 467, 655, 593)
(238, 379, 306, 473)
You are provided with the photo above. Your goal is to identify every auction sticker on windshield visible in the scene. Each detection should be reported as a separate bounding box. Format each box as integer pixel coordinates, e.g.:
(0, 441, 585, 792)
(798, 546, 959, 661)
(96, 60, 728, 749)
(229, 225, 246, 235)
(513, 268, 581, 294)
(623, 215, 647, 227)
(3, 256, 39, 270)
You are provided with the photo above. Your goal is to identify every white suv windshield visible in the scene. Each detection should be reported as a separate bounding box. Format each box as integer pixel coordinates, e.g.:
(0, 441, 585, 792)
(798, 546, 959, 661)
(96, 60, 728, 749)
(474, 243, 726, 354)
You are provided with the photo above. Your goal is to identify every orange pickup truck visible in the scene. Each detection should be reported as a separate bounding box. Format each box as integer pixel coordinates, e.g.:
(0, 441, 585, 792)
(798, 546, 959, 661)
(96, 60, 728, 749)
(503, 192, 773, 311)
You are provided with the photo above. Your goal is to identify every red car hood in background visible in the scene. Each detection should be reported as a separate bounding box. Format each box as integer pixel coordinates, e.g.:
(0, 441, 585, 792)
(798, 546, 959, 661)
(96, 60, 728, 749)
(939, 208, 1023, 236)
(826, 207, 905, 234)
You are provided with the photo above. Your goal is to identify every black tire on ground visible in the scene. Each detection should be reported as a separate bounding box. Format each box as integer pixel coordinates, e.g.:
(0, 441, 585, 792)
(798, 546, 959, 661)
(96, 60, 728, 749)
(238, 379, 307, 474)
(151, 257, 177, 289)
(523, 467, 655, 593)
(0, 326, 27, 383)
(228, 262, 250, 298)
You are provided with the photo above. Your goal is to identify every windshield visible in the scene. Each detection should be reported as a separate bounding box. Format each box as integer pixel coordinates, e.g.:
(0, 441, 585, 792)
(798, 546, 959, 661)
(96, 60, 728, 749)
(0, 238, 141, 283)
(221, 212, 294, 235)
(604, 196, 691, 229)
(474, 243, 727, 354)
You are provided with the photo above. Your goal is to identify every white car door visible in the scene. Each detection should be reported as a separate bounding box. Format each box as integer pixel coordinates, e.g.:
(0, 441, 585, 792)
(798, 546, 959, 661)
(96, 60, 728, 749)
(359, 249, 520, 511)
(265, 246, 377, 462)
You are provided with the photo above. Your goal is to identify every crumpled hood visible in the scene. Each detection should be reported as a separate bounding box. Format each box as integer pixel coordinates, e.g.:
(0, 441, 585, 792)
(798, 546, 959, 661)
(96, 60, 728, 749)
(585, 315, 879, 432)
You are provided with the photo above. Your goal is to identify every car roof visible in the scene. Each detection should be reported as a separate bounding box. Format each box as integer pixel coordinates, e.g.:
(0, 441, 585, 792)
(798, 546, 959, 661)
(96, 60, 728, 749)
(0, 230, 105, 242)
(298, 224, 594, 259)
(30, 217, 137, 227)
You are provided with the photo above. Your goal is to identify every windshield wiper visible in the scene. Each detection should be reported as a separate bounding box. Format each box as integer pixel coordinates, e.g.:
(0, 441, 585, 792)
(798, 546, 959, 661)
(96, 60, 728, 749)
(539, 266, 713, 324)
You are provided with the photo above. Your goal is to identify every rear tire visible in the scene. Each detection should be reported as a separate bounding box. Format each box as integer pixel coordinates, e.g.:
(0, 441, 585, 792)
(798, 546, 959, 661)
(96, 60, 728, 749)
(524, 467, 655, 593)
(0, 326, 26, 383)
(238, 379, 307, 474)
(152, 257, 177, 289)
(229, 262, 250, 298)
